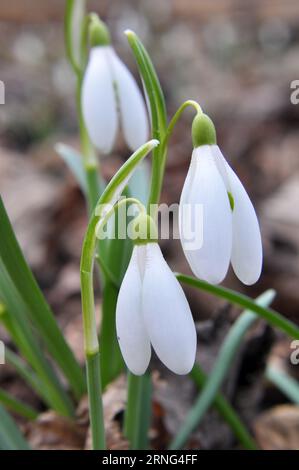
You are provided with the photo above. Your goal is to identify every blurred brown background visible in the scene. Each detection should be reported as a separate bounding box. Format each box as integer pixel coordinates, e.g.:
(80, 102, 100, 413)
(0, 0, 299, 450)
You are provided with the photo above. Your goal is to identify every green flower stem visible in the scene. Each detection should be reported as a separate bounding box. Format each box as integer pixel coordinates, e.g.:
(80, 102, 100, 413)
(170, 290, 275, 449)
(146, 100, 202, 216)
(124, 31, 169, 449)
(190, 365, 257, 450)
(96, 198, 145, 235)
(124, 372, 152, 449)
(80, 140, 158, 449)
(76, 75, 101, 213)
(86, 352, 105, 449)
(161, 100, 202, 156)
(64, 0, 84, 76)
(148, 97, 201, 215)
(65, 2, 101, 213)
(176, 274, 299, 339)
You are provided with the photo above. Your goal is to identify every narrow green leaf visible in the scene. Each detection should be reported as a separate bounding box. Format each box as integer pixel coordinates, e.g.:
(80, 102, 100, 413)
(176, 274, 299, 339)
(170, 290, 275, 449)
(128, 161, 150, 206)
(190, 364, 257, 450)
(55, 143, 88, 194)
(266, 365, 299, 404)
(0, 279, 74, 416)
(0, 388, 38, 420)
(125, 31, 167, 208)
(0, 197, 85, 399)
(125, 30, 167, 135)
(0, 404, 30, 450)
(4, 348, 50, 405)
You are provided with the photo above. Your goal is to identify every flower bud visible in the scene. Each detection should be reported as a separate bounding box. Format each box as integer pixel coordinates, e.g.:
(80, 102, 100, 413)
(89, 14, 111, 47)
(192, 113, 217, 148)
(131, 213, 158, 245)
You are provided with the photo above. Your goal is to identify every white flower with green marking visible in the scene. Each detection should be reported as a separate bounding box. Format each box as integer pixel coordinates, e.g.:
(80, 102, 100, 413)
(116, 215, 197, 375)
(82, 19, 148, 154)
(179, 113, 263, 286)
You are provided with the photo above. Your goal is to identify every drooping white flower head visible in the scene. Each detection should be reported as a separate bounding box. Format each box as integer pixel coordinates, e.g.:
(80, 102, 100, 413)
(116, 214, 197, 375)
(179, 113, 263, 286)
(81, 17, 148, 154)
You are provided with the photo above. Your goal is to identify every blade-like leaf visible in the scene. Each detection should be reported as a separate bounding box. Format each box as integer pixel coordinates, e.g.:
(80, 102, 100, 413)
(125, 31, 167, 208)
(0, 197, 85, 399)
(170, 290, 275, 449)
(4, 347, 49, 405)
(266, 365, 299, 404)
(56, 143, 88, 194)
(0, 404, 30, 450)
(0, 388, 38, 420)
(0, 277, 74, 416)
(176, 274, 299, 339)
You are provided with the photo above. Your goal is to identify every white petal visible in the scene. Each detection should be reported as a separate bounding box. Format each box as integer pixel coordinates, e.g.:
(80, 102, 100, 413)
(82, 46, 118, 153)
(179, 146, 232, 284)
(225, 163, 263, 285)
(142, 243, 196, 374)
(110, 49, 149, 151)
(116, 246, 151, 375)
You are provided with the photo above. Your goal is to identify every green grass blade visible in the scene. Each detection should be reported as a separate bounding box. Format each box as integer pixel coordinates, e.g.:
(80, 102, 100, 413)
(0, 404, 30, 450)
(4, 348, 50, 405)
(266, 365, 299, 404)
(170, 290, 275, 449)
(0, 294, 74, 416)
(190, 364, 257, 450)
(0, 388, 38, 420)
(0, 197, 85, 398)
(176, 274, 299, 339)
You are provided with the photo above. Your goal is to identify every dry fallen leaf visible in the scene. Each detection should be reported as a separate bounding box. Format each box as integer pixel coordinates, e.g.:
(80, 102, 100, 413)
(24, 410, 86, 450)
(254, 405, 299, 450)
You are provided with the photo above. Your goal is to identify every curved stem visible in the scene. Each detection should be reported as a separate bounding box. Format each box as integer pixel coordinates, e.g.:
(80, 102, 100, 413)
(96, 197, 145, 238)
(148, 100, 201, 216)
(161, 100, 202, 155)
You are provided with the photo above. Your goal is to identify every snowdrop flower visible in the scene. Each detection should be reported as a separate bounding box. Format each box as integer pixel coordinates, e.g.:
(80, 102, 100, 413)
(82, 16, 148, 154)
(116, 213, 197, 375)
(179, 113, 263, 286)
